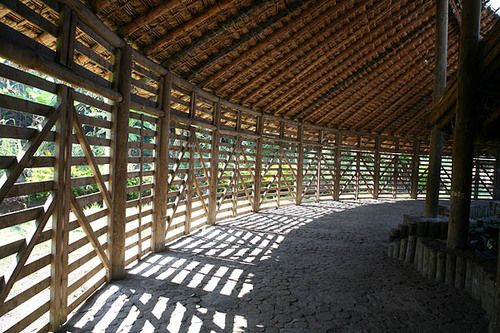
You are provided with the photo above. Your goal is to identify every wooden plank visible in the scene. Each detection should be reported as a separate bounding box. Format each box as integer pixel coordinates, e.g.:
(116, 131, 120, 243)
(0, 22, 121, 101)
(152, 74, 171, 252)
(0, 62, 57, 93)
(108, 46, 132, 280)
(70, 194, 111, 270)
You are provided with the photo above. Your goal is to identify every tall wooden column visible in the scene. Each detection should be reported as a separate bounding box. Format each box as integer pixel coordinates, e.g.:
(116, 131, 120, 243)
(410, 140, 420, 199)
(316, 131, 323, 202)
(373, 136, 381, 199)
(253, 115, 264, 212)
(50, 7, 75, 328)
(334, 131, 342, 201)
(109, 46, 132, 280)
(296, 123, 304, 205)
(425, 0, 448, 217)
(208, 100, 221, 224)
(447, 0, 481, 249)
(152, 74, 171, 252)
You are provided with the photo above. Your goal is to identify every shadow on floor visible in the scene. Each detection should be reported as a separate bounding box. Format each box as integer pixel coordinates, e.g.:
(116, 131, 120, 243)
(60, 200, 488, 333)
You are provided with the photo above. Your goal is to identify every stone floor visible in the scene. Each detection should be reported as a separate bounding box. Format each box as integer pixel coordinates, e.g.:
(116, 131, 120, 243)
(60, 200, 488, 333)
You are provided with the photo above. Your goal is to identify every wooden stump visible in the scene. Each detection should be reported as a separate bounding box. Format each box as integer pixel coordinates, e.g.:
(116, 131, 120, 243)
(399, 238, 408, 261)
(445, 252, 456, 286)
(428, 246, 437, 280)
(405, 235, 417, 264)
(455, 255, 466, 289)
(436, 249, 446, 282)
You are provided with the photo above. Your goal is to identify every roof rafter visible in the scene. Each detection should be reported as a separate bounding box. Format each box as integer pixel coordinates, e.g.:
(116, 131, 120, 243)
(186, 0, 308, 81)
(162, 0, 269, 69)
(120, 0, 184, 37)
(200, 0, 331, 89)
(292, 15, 434, 121)
(144, 0, 235, 56)
(256, 0, 427, 113)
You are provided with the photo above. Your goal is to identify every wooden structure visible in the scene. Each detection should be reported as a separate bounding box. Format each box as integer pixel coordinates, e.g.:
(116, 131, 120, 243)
(0, 0, 498, 332)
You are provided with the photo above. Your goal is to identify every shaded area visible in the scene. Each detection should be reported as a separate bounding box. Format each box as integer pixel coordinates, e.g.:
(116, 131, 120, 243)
(60, 200, 488, 332)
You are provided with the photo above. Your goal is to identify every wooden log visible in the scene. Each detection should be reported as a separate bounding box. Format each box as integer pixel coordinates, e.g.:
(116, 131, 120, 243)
(392, 239, 400, 259)
(436, 249, 446, 282)
(405, 235, 417, 264)
(455, 254, 466, 289)
(399, 238, 407, 261)
(422, 244, 430, 276)
(373, 136, 380, 199)
(428, 246, 437, 280)
(425, 0, 448, 217)
(447, 0, 481, 250)
(208, 101, 220, 225)
(445, 252, 456, 286)
(253, 116, 264, 212)
(152, 74, 171, 252)
(296, 123, 304, 205)
(465, 257, 473, 293)
(108, 46, 132, 280)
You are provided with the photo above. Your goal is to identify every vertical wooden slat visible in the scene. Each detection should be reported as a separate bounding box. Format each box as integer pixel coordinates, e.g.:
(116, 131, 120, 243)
(296, 123, 304, 205)
(109, 46, 132, 280)
(208, 100, 220, 225)
(152, 74, 171, 252)
(373, 135, 381, 199)
(50, 6, 75, 329)
(411, 140, 420, 199)
(334, 131, 342, 201)
(253, 115, 264, 212)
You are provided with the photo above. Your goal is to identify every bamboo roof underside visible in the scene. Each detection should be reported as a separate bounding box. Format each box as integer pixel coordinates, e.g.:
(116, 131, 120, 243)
(3, 0, 499, 138)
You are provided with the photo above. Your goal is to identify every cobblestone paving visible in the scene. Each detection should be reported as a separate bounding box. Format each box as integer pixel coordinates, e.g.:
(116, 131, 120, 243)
(61, 200, 488, 332)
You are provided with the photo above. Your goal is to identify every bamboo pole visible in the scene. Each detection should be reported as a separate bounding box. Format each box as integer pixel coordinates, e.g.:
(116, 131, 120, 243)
(152, 74, 172, 252)
(108, 46, 132, 280)
(425, 0, 448, 217)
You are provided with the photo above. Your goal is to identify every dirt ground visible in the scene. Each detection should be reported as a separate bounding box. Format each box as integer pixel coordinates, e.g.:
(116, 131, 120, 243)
(60, 200, 488, 332)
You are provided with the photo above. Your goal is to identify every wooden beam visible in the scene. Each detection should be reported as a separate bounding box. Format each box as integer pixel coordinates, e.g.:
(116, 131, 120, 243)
(163, 0, 268, 69)
(410, 140, 420, 199)
(145, 0, 234, 55)
(120, 0, 183, 37)
(334, 131, 342, 201)
(296, 123, 304, 205)
(253, 115, 264, 212)
(373, 136, 381, 199)
(447, 0, 481, 249)
(425, 0, 448, 218)
(108, 46, 132, 280)
(186, 0, 307, 81)
(208, 100, 221, 224)
(152, 74, 172, 252)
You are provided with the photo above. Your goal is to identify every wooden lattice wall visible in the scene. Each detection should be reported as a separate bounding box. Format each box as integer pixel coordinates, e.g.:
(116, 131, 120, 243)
(0, 2, 498, 332)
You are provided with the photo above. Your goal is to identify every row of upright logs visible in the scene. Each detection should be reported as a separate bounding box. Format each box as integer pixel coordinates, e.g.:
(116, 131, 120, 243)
(388, 215, 496, 318)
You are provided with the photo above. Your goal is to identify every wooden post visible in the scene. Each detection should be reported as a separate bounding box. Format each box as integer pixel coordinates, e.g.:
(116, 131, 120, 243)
(425, 0, 448, 217)
(296, 123, 304, 205)
(208, 100, 220, 224)
(152, 74, 171, 252)
(109, 46, 132, 280)
(393, 139, 399, 199)
(373, 135, 381, 199)
(494, 147, 500, 200)
(253, 115, 264, 212)
(334, 131, 342, 201)
(185, 93, 196, 234)
(473, 158, 480, 200)
(50, 7, 75, 329)
(411, 140, 420, 199)
(355, 136, 361, 200)
(316, 131, 323, 202)
(447, 0, 481, 250)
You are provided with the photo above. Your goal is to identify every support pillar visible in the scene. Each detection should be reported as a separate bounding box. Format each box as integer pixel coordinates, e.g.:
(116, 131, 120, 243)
(373, 135, 381, 199)
(411, 140, 420, 199)
(152, 74, 171, 252)
(109, 46, 132, 280)
(447, 0, 481, 249)
(253, 115, 264, 212)
(494, 147, 500, 200)
(425, 0, 448, 217)
(208, 100, 221, 224)
(296, 123, 304, 205)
